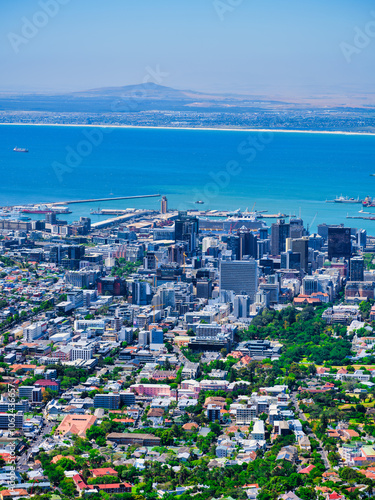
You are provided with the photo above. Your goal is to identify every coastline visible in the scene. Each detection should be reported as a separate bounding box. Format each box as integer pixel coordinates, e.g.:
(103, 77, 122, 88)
(1, 122, 375, 136)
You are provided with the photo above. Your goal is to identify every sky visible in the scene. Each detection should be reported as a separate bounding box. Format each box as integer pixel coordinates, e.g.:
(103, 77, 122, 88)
(1, 0, 375, 98)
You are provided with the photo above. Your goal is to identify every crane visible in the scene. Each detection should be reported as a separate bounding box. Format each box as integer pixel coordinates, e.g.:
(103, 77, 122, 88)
(307, 212, 318, 234)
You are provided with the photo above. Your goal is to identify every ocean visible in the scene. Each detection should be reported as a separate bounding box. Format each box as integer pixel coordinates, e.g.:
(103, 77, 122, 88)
(1, 124, 375, 233)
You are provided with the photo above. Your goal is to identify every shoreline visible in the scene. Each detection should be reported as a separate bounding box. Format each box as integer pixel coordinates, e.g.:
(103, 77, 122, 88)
(0, 122, 375, 136)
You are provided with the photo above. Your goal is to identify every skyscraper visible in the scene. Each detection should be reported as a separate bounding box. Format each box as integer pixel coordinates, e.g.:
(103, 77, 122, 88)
(288, 237, 309, 273)
(328, 226, 351, 260)
(271, 219, 290, 256)
(220, 259, 258, 301)
(174, 211, 199, 253)
(350, 256, 364, 281)
(238, 229, 257, 259)
(233, 294, 251, 318)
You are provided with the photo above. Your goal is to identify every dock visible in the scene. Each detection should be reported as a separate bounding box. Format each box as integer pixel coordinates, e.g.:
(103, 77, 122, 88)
(91, 210, 154, 229)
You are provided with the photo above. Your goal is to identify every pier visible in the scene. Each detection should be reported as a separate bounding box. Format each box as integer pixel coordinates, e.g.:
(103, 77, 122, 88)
(91, 210, 154, 229)
(50, 194, 161, 205)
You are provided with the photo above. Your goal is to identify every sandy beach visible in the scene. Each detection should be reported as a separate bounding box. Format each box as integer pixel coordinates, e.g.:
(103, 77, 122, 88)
(0, 122, 374, 136)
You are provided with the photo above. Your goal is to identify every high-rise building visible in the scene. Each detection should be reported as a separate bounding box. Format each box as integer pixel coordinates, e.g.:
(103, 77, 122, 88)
(220, 259, 258, 301)
(225, 235, 240, 260)
(168, 244, 185, 265)
(289, 218, 304, 239)
(138, 330, 149, 347)
(271, 220, 290, 256)
(132, 280, 152, 305)
(281, 251, 301, 271)
(233, 294, 251, 319)
(45, 212, 57, 224)
(80, 217, 91, 234)
(161, 196, 168, 214)
(97, 277, 126, 296)
(308, 233, 323, 251)
(328, 226, 351, 260)
(174, 212, 199, 253)
(350, 256, 364, 281)
(206, 404, 221, 422)
(150, 328, 164, 350)
(196, 279, 213, 299)
(238, 230, 257, 259)
(289, 237, 309, 272)
(357, 229, 367, 250)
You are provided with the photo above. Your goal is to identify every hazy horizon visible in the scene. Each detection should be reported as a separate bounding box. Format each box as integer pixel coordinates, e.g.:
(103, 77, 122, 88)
(1, 0, 375, 101)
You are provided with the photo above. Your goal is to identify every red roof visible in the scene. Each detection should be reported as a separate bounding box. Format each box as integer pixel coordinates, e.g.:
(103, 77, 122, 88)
(34, 379, 58, 387)
(298, 464, 315, 474)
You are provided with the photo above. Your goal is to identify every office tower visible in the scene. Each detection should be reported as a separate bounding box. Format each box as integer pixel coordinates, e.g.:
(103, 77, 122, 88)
(220, 259, 258, 301)
(45, 212, 57, 224)
(238, 230, 257, 259)
(97, 277, 126, 296)
(328, 226, 351, 260)
(308, 233, 323, 251)
(350, 256, 364, 281)
(144, 251, 157, 270)
(150, 328, 164, 350)
(94, 393, 120, 410)
(202, 237, 218, 253)
(259, 227, 268, 240)
(168, 244, 184, 265)
(174, 211, 199, 253)
(226, 235, 240, 260)
(290, 237, 309, 272)
(67, 245, 85, 260)
(80, 217, 91, 233)
(281, 251, 301, 270)
(257, 239, 270, 259)
(161, 196, 168, 214)
(207, 405, 221, 422)
(271, 219, 290, 256)
(196, 279, 212, 299)
(317, 223, 330, 243)
(289, 218, 304, 238)
(259, 257, 274, 275)
(233, 294, 251, 319)
(357, 229, 367, 250)
(132, 280, 152, 305)
(138, 330, 149, 347)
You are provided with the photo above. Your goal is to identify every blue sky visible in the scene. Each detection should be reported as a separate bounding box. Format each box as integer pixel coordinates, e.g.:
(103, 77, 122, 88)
(1, 0, 374, 97)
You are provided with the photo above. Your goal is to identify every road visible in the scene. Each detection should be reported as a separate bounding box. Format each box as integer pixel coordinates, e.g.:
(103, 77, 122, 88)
(18, 419, 54, 466)
(291, 392, 330, 470)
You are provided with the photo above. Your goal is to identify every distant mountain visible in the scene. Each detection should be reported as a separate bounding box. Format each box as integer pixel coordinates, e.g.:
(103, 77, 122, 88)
(72, 82, 202, 100)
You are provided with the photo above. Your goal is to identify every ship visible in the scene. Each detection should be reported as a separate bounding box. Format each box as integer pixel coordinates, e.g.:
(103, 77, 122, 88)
(195, 200, 204, 204)
(13, 147, 28, 153)
(19, 204, 72, 214)
(363, 196, 375, 207)
(326, 195, 362, 203)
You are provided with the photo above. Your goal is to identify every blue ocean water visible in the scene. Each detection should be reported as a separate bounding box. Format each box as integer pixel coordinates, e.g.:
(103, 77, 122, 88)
(1, 124, 375, 233)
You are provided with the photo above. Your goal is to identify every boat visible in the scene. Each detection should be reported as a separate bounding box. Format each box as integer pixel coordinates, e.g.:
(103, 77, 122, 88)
(20, 204, 71, 214)
(326, 195, 362, 203)
(363, 196, 375, 207)
(195, 200, 204, 204)
(13, 147, 28, 153)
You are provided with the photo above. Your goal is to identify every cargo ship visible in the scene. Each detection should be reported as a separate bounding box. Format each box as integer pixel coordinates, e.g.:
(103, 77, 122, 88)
(13, 147, 28, 153)
(326, 195, 362, 203)
(19, 204, 72, 214)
